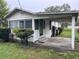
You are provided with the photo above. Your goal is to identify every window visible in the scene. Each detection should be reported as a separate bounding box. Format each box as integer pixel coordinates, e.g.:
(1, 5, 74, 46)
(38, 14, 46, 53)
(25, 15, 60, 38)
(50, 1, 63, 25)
(19, 20, 32, 29)
(20, 21, 24, 28)
(43, 20, 45, 29)
(35, 19, 45, 30)
(49, 21, 51, 30)
(35, 19, 39, 30)
(39, 19, 43, 36)
(9, 21, 18, 28)
(25, 20, 32, 28)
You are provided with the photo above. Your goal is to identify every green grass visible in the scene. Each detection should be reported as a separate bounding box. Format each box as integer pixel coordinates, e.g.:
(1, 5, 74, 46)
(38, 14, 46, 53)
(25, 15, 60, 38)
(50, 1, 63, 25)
(59, 28, 79, 42)
(59, 29, 72, 38)
(1, 42, 79, 59)
(0, 42, 53, 59)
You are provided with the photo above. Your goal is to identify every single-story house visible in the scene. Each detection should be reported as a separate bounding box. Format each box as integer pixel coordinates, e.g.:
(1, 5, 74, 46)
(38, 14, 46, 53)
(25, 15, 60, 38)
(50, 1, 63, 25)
(6, 8, 79, 49)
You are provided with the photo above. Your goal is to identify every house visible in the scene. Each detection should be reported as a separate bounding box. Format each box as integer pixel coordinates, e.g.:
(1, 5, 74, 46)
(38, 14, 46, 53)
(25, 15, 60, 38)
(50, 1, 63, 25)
(6, 8, 79, 49)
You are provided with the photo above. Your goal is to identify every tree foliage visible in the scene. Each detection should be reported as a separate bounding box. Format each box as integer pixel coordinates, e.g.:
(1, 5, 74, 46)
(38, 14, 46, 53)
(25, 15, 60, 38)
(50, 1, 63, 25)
(0, 0, 9, 19)
(61, 4, 71, 11)
(45, 4, 71, 12)
(0, 0, 9, 27)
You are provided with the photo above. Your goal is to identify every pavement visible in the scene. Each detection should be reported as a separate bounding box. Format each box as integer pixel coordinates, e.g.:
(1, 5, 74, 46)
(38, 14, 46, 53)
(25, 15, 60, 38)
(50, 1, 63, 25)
(36, 37, 72, 51)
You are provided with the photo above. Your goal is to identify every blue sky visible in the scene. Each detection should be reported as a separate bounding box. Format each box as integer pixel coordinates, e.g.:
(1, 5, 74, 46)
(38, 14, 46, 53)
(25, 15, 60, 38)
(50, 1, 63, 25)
(6, 0, 79, 12)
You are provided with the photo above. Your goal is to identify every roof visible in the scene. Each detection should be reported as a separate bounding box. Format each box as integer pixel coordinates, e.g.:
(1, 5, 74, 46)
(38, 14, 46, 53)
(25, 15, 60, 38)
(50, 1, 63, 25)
(36, 11, 79, 15)
(5, 8, 35, 19)
(5, 8, 79, 19)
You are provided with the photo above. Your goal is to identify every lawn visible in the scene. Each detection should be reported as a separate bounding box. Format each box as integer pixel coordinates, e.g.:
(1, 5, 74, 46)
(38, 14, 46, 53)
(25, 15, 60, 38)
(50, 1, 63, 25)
(59, 28, 72, 38)
(59, 28, 79, 42)
(0, 42, 79, 59)
(0, 42, 53, 59)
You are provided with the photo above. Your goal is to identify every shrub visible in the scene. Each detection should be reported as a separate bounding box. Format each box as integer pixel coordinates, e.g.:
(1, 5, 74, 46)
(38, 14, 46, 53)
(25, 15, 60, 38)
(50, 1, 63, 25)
(12, 28, 20, 33)
(14, 29, 33, 45)
(12, 28, 33, 33)
(16, 29, 33, 38)
(0, 28, 11, 42)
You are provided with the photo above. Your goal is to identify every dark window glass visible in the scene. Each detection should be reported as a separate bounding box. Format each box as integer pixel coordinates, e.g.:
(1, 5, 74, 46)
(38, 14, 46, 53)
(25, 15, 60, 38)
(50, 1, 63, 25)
(25, 20, 32, 28)
(43, 20, 45, 29)
(35, 19, 45, 30)
(49, 21, 51, 30)
(20, 21, 24, 28)
(39, 19, 43, 36)
(35, 20, 39, 30)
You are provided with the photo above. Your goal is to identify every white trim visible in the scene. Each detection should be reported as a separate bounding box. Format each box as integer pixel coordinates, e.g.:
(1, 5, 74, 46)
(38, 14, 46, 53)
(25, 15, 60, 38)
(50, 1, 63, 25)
(32, 19, 35, 30)
(71, 16, 75, 50)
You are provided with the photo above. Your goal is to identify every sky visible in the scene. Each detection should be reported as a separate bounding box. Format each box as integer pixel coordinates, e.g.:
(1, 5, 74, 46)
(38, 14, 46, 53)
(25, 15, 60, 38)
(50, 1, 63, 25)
(6, 0, 79, 12)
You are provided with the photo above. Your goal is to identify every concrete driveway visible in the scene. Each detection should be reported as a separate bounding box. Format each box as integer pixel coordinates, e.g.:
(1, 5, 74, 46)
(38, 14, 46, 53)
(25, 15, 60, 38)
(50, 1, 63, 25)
(36, 37, 72, 51)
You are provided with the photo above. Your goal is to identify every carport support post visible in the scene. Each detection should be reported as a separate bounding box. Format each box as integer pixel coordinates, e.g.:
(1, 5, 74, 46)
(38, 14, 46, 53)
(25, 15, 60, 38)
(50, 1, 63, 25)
(71, 16, 75, 50)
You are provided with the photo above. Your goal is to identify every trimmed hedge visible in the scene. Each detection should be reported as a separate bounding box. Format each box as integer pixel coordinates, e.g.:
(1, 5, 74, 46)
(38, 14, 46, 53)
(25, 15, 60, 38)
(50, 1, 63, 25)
(0, 28, 11, 42)
(16, 29, 33, 38)
(13, 29, 33, 45)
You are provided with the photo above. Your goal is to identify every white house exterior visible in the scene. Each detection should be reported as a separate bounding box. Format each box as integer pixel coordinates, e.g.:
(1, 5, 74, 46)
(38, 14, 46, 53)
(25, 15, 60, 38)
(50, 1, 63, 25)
(6, 8, 79, 49)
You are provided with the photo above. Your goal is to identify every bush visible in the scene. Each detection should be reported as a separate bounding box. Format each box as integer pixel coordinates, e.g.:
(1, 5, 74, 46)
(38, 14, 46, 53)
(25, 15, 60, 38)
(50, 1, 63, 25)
(16, 29, 33, 38)
(12, 28, 20, 33)
(12, 28, 33, 33)
(0, 28, 11, 42)
(13, 29, 33, 45)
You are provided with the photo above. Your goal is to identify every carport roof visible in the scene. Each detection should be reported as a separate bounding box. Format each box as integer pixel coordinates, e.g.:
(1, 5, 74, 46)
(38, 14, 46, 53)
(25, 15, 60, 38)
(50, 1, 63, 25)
(36, 11, 78, 15)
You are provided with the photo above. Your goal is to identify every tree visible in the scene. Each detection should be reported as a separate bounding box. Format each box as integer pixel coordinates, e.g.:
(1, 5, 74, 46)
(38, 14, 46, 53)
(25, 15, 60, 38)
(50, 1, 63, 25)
(61, 4, 71, 11)
(0, 0, 9, 27)
(45, 3, 71, 12)
(45, 6, 61, 12)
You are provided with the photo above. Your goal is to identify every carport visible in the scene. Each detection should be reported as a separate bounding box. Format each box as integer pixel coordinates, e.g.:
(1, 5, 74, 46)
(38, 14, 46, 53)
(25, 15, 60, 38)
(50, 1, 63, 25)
(35, 11, 78, 50)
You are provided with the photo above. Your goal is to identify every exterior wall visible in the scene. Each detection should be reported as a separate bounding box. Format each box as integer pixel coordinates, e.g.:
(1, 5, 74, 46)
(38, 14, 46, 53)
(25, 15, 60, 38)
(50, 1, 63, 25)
(7, 11, 34, 29)
(7, 12, 33, 21)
